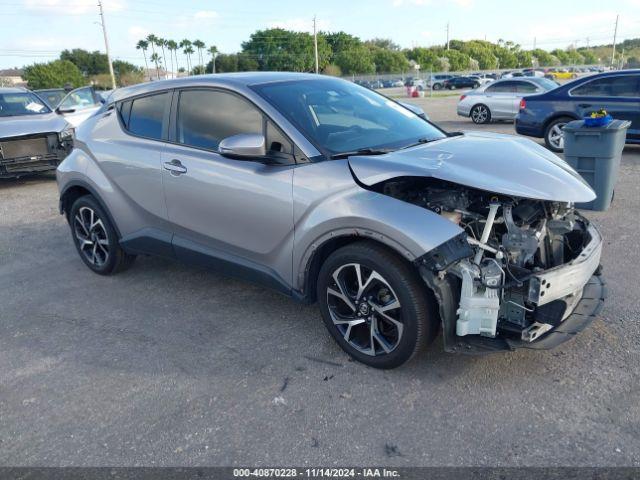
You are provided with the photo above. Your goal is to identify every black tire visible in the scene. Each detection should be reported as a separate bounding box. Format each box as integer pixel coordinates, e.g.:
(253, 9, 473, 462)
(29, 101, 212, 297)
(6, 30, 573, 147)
(544, 116, 572, 152)
(316, 241, 438, 369)
(470, 104, 491, 124)
(433, 83, 442, 91)
(473, 82, 480, 89)
(68, 195, 136, 275)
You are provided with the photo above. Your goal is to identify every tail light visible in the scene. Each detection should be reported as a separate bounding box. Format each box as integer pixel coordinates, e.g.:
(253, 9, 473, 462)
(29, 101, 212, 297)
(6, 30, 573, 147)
(460, 95, 466, 101)
(519, 98, 526, 110)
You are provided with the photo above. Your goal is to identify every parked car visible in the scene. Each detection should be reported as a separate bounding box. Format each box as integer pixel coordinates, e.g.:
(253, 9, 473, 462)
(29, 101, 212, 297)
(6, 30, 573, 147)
(522, 69, 545, 78)
(457, 77, 559, 124)
(516, 69, 640, 151)
(546, 68, 578, 80)
(427, 74, 456, 90)
(35, 86, 104, 127)
(444, 76, 481, 90)
(57, 73, 605, 368)
(0, 87, 74, 178)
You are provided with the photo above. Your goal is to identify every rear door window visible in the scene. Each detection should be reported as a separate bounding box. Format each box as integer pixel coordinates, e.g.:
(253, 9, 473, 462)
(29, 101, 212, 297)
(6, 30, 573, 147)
(486, 81, 517, 93)
(571, 75, 640, 97)
(515, 81, 539, 94)
(122, 92, 168, 140)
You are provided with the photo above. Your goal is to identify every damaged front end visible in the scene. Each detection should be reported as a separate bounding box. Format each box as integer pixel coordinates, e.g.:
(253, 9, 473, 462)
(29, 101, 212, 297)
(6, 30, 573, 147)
(0, 131, 73, 178)
(379, 177, 606, 353)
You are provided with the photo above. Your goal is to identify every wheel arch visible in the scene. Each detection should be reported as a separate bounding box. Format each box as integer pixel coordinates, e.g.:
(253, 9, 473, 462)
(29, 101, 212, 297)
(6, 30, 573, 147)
(542, 112, 579, 133)
(59, 180, 122, 238)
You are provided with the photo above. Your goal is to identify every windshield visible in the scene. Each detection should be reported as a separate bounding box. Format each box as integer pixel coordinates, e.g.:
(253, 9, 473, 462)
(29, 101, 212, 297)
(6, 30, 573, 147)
(252, 78, 446, 156)
(35, 89, 66, 108)
(0, 92, 51, 117)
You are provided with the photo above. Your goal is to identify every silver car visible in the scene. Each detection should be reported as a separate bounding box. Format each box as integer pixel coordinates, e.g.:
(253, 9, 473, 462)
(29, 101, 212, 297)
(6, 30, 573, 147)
(457, 77, 558, 124)
(57, 73, 605, 369)
(1, 87, 74, 178)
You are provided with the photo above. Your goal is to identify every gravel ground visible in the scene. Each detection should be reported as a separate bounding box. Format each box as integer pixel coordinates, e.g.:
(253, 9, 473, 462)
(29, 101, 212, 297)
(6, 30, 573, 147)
(1, 95, 639, 467)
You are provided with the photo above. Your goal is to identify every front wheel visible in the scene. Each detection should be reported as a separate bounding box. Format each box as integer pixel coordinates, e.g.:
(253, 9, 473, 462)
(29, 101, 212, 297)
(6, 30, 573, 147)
(69, 195, 136, 275)
(433, 83, 442, 91)
(544, 117, 571, 152)
(317, 242, 438, 369)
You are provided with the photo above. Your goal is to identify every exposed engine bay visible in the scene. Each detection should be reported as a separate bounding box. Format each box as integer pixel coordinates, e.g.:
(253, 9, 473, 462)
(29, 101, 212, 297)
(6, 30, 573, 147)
(376, 177, 603, 349)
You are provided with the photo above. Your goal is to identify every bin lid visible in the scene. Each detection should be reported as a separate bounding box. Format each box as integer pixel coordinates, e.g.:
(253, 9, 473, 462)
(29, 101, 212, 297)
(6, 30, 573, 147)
(564, 118, 631, 131)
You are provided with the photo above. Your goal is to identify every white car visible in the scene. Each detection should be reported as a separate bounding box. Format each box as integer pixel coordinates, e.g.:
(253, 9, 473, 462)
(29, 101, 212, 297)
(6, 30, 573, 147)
(36, 86, 104, 127)
(457, 77, 559, 124)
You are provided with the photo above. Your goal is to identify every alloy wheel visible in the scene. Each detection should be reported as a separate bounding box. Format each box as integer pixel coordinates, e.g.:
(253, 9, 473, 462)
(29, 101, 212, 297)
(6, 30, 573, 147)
(326, 263, 404, 356)
(548, 122, 566, 150)
(471, 105, 489, 123)
(73, 206, 110, 267)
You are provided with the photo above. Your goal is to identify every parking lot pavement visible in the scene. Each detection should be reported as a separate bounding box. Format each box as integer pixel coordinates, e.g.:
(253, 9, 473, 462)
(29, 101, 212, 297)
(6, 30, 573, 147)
(1, 95, 639, 467)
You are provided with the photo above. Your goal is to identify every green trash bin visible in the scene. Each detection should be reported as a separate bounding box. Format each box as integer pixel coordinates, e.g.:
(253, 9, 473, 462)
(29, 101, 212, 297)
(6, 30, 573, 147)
(563, 119, 630, 211)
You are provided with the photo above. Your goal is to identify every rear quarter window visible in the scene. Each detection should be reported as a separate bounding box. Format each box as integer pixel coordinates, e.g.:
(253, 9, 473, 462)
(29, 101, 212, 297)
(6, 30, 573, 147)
(117, 92, 168, 140)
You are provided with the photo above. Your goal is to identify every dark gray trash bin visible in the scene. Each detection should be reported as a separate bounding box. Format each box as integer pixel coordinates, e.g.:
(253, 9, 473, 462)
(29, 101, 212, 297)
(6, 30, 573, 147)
(563, 119, 630, 211)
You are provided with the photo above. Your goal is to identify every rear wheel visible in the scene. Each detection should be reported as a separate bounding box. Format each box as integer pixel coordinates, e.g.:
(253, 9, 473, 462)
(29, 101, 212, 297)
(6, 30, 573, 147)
(545, 117, 572, 152)
(470, 104, 491, 124)
(69, 195, 136, 275)
(433, 83, 442, 91)
(317, 242, 438, 369)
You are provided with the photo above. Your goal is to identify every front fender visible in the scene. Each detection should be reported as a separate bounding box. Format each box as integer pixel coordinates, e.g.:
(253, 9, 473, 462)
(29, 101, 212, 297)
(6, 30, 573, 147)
(293, 185, 464, 290)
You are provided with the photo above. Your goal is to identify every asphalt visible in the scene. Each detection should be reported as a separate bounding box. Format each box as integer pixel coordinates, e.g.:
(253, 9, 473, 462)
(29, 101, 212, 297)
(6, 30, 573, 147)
(1, 95, 639, 467)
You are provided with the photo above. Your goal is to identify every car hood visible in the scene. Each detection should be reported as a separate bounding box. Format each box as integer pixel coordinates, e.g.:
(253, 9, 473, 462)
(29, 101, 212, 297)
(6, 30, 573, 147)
(348, 131, 596, 202)
(0, 112, 68, 139)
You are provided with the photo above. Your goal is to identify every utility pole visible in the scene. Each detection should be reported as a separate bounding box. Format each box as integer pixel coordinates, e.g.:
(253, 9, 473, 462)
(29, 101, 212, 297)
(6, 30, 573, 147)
(533, 37, 536, 50)
(611, 14, 619, 68)
(446, 22, 450, 50)
(313, 15, 319, 74)
(97, 1, 116, 89)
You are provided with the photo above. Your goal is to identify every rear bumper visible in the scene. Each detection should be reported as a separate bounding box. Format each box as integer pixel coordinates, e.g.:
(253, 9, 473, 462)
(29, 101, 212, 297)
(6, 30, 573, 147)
(457, 104, 471, 117)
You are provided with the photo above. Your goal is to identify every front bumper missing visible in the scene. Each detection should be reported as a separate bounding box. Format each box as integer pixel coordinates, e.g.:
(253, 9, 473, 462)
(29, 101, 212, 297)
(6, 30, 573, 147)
(528, 223, 602, 306)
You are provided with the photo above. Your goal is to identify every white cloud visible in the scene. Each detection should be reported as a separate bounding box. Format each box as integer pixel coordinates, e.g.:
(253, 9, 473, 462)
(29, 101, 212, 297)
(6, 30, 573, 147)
(128, 25, 150, 42)
(24, 0, 125, 14)
(392, 0, 430, 6)
(194, 10, 218, 20)
(268, 18, 331, 32)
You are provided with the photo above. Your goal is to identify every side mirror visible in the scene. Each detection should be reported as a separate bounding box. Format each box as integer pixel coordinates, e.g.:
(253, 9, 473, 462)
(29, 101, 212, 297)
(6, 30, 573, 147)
(56, 107, 76, 114)
(218, 133, 266, 159)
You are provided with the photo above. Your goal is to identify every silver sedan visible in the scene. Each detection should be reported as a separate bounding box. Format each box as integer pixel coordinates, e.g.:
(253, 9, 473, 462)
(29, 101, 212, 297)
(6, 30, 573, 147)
(457, 77, 558, 124)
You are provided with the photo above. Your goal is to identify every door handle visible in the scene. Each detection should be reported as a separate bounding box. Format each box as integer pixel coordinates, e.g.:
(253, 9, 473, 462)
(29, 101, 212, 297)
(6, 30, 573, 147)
(163, 159, 187, 176)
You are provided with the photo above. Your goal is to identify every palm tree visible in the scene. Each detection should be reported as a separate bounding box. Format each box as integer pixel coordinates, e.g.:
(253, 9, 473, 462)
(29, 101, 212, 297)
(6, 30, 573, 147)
(156, 37, 168, 77)
(149, 52, 162, 79)
(166, 40, 178, 78)
(207, 45, 219, 73)
(193, 39, 205, 74)
(146, 34, 159, 79)
(136, 40, 150, 79)
(180, 39, 193, 73)
(185, 46, 195, 74)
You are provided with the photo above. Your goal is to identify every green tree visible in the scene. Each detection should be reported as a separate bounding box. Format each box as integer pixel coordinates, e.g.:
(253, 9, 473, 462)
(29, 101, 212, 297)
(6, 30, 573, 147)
(334, 45, 375, 74)
(166, 40, 179, 75)
(136, 40, 150, 75)
(180, 39, 193, 72)
(460, 41, 498, 69)
(209, 53, 237, 72)
(23, 60, 84, 89)
(364, 38, 401, 51)
(156, 37, 168, 76)
(242, 28, 330, 72)
(441, 49, 470, 71)
(405, 47, 442, 71)
(59, 49, 108, 76)
(146, 34, 160, 78)
(149, 52, 162, 77)
(207, 45, 219, 73)
(370, 47, 409, 73)
(531, 48, 555, 66)
(193, 39, 206, 74)
(323, 31, 362, 56)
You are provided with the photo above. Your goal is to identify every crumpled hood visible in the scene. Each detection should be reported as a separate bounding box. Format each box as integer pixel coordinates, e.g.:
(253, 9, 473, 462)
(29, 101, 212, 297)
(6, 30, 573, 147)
(0, 112, 68, 139)
(349, 131, 596, 202)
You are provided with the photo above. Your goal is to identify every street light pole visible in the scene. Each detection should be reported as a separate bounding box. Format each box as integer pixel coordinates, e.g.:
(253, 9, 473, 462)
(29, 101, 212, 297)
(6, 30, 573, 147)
(98, 0, 116, 89)
(611, 14, 619, 68)
(313, 15, 319, 74)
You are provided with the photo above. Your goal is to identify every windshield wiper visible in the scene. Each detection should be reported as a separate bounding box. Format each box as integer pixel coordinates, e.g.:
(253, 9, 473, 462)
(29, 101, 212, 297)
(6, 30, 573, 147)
(399, 137, 437, 150)
(330, 148, 395, 160)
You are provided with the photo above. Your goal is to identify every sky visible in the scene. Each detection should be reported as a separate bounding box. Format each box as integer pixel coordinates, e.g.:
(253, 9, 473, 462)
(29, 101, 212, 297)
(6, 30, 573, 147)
(1, 0, 639, 70)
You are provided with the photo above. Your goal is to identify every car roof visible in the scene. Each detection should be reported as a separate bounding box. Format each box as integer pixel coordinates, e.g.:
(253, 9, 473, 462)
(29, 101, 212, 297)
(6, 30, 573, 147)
(0, 87, 28, 93)
(110, 72, 328, 103)
(559, 68, 640, 90)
